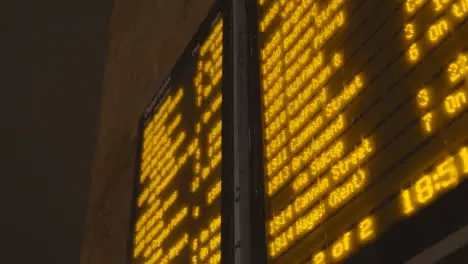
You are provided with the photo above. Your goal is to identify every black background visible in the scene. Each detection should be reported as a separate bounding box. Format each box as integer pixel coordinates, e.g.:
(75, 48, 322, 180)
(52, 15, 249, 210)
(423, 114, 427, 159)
(2, 0, 112, 263)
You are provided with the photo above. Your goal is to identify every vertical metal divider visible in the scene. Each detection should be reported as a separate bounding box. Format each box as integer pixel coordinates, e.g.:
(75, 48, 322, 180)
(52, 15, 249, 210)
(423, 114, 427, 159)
(232, 0, 251, 262)
(222, 0, 268, 263)
(245, 0, 269, 263)
(221, 0, 236, 262)
(127, 119, 144, 264)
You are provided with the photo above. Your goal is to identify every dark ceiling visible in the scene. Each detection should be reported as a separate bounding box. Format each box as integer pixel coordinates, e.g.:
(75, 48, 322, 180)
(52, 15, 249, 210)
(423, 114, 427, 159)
(2, 0, 112, 263)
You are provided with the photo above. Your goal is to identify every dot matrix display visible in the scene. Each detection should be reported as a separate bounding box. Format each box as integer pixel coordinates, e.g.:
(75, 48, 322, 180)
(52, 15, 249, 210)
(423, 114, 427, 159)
(132, 15, 223, 264)
(256, 0, 468, 263)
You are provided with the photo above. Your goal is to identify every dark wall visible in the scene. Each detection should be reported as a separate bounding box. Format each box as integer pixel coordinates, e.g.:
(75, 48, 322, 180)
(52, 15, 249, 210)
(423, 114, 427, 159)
(2, 1, 112, 263)
(79, 0, 214, 263)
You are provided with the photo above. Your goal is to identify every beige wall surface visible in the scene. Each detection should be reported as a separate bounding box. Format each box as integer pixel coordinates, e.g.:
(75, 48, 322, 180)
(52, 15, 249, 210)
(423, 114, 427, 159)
(80, 0, 215, 263)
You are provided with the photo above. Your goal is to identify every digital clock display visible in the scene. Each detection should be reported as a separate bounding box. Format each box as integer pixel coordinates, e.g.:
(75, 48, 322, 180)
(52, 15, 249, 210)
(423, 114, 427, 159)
(132, 11, 223, 264)
(255, 0, 468, 262)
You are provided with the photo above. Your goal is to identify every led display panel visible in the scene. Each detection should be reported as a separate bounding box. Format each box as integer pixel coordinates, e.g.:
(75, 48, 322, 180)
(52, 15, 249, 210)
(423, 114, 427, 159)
(131, 10, 224, 264)
(255, 0, 468, 263)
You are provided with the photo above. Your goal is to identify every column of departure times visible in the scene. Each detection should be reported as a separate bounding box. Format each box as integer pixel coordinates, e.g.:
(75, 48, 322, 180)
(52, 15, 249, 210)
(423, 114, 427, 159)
(190, 17, 223, 264)
(258, 0, 377, 261)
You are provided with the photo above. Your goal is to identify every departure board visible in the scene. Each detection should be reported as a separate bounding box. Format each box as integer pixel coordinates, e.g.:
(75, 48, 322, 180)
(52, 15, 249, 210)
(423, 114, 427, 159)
(132, 12, 223, 264)
(256, 0, 468, 263)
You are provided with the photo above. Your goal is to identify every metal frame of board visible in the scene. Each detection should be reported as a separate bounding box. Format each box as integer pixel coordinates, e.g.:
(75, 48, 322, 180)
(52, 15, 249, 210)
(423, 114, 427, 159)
(244, 0, 269, 262)
(127, 118, 144, 264)
(223, 0, 268, 263)
(221, 0, 235, 262)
